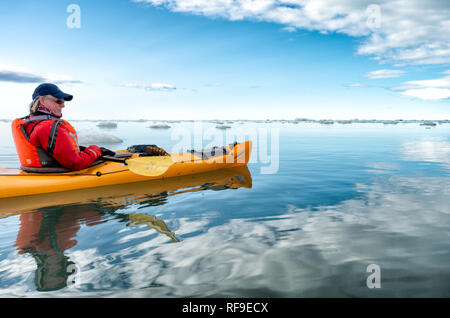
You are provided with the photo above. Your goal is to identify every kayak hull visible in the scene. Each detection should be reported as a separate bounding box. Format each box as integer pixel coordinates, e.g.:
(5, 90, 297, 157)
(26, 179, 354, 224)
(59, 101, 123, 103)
(0, 165, 252, 216)
(0, 141, 252, 199)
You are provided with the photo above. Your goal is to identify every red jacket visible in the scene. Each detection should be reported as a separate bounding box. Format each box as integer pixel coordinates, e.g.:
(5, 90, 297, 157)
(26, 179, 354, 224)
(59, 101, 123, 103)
(12, 114, 102, 170)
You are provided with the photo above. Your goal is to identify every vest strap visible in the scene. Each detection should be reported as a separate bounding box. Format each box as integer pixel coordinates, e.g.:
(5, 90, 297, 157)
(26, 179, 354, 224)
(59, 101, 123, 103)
(24, 114, 60, 123)
(47, 120, 62, 154)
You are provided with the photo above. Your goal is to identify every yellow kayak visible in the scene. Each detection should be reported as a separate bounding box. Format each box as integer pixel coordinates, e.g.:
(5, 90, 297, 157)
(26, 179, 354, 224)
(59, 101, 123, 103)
(0, 141, 252, 199)
(0, 165, 252, 217)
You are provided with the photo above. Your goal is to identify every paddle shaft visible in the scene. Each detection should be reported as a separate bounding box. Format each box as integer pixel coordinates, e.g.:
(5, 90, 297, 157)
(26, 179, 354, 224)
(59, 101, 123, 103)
(101, 156, 127, 164)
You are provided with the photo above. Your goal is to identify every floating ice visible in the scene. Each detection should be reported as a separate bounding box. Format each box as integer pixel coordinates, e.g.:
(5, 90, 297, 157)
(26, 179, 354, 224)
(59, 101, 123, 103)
(77, 129, 123, 145)
(148, 124, 171, 129)
(97, 121, 118, 129)
(215, 125, 231, 130)
(420, 121, 437, 126)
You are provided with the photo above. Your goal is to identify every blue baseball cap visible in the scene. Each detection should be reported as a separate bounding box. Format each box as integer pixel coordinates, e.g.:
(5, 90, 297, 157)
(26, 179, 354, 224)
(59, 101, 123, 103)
(32, 83, 73, 101)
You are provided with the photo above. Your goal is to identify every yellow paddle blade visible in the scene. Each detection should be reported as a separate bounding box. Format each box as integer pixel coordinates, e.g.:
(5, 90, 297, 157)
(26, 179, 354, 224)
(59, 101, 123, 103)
(128, 213, 179, 242)
(126, 156, 175, 176)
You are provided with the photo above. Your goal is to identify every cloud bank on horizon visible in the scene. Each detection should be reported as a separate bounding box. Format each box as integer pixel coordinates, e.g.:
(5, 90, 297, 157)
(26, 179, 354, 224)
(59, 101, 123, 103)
(0, 65, 83, 85)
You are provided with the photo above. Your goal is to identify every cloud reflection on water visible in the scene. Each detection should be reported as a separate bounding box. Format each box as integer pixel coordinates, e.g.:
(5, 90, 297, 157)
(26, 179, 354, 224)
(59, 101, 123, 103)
(1, 173, 448, 297)
(402, 137, 450, 169)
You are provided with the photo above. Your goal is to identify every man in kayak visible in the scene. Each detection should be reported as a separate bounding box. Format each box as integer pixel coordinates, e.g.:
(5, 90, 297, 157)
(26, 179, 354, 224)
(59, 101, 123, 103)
(11, 83, 115, 171)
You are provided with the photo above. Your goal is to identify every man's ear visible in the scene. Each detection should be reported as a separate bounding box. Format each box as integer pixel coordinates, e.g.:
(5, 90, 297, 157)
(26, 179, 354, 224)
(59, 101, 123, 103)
(38, 96, 46, 105)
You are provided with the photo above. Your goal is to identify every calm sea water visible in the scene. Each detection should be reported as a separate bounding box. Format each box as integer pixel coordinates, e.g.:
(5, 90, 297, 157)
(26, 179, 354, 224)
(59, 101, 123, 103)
(0, 120, 449, 297)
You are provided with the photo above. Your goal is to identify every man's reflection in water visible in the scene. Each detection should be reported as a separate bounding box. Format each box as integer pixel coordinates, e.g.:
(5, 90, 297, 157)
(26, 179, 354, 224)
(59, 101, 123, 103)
(14, 205, 177, 292)
(15, 207, 103, 291)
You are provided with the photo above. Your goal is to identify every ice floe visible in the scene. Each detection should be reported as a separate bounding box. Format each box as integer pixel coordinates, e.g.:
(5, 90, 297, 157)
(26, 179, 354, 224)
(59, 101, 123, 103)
(77, 129, 123, 145)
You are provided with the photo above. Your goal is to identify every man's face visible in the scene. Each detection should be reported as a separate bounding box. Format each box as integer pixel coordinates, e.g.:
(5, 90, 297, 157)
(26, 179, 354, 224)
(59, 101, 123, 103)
(40, 96, 65, 117)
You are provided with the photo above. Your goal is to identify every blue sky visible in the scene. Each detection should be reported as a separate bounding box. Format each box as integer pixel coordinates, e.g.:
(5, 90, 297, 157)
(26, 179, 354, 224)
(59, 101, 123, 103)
(0, 0, 449, 120)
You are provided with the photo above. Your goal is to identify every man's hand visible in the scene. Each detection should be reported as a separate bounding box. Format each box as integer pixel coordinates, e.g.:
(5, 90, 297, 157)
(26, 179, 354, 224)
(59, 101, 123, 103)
(100, 147, 116, 157)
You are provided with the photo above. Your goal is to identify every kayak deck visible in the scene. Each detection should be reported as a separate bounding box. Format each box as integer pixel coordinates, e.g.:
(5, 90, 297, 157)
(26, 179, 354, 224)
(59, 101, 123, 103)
(0, 141, 252, 199)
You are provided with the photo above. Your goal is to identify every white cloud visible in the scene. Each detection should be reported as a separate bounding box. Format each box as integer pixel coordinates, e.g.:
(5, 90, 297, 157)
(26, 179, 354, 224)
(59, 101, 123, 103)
(401, 87, 450, 101)
(281, 26, 296, 33)
(344, 83, 365, 88)
(365, 69, 404, 79)
(125, 83, 140, 88)
(133, 0, 450, 66)
(404, 75, 450, 89)
(0, 65, 82, 85)
(124, 82, 176, 91)
(397, 71, 450, 100)
(148, 83, 176, 91)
